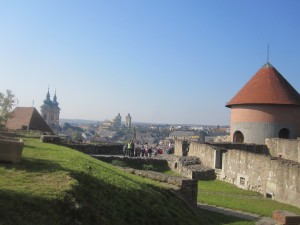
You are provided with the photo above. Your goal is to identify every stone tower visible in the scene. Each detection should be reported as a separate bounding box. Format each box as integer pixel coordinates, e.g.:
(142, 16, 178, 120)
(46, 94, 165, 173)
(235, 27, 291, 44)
(125, 113, 131, 128)
(40, 89, 60, 128)
(226, 62, 300, 144)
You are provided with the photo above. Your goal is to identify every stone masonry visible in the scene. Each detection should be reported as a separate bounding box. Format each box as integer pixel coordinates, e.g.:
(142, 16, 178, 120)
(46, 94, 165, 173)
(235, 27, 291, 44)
(175, 140, 300, 208)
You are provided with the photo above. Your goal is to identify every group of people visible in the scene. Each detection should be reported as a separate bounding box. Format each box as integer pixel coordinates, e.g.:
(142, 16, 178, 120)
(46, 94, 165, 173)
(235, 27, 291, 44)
(123, 140, 163, 157)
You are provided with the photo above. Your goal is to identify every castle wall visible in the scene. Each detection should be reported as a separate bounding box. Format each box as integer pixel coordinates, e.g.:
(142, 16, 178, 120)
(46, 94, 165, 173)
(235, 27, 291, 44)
(221, 150, 269, 194)
(265, 138, 300, 163)
(175, 140, 300, 208)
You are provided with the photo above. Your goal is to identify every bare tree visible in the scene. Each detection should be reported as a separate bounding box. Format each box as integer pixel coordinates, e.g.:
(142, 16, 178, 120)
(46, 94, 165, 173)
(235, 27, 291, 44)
(0, 90, 15, 129)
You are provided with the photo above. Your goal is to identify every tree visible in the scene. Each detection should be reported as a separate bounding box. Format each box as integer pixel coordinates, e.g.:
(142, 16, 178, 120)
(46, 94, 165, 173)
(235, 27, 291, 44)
(0, 90, 15, 129)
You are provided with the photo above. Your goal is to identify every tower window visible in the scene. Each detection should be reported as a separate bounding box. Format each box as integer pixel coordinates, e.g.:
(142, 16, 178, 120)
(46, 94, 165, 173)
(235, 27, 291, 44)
(233, 131, 244, 143)
(279, 128, 289, 139)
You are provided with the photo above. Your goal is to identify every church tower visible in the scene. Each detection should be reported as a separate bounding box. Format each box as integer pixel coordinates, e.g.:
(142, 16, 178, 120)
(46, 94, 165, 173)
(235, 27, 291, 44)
(125, 113, 132, 128)
(40, 89, 61, 128)
(226, 62, 300, 144)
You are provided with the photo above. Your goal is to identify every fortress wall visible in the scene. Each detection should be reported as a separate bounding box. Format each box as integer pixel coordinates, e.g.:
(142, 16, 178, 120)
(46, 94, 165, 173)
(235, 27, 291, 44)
(265, 138, 300, 163)
(176, 140, 300, 208)
(222, 149, 300, 208)
(62, 143, 123, 155)
(221, 150, 269, 194)
(266, 158, 300, 208)
(174, 141, 215, 168)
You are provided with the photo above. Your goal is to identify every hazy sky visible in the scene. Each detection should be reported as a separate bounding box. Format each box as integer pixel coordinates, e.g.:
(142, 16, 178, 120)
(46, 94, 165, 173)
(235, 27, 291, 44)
(1, 1, 300, 125)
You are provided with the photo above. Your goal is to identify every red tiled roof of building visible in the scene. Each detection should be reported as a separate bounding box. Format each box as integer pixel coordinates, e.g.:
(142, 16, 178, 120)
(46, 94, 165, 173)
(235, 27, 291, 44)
(226, 62, 300, 108)
(6, 107, 53, 132)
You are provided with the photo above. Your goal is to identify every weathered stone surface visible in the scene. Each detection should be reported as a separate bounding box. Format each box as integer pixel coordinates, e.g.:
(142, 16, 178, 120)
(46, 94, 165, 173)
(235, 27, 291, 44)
(273, 210, 300, 225)
(266, 138, 300, 163)
(174, 140, 300, 208)
(123, 168, 198, 207)
(0, 137, 24, 164)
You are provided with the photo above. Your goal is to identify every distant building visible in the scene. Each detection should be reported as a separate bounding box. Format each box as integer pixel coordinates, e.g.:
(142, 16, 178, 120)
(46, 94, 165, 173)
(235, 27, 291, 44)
(40, 89, 60, 130)
(226, 62, 300, 144)
(100, 120, 113, 129)
(169, 131, 199, 141)
(82, 131, 94, 142)
(125, 113, 131, 128)
(112, 113, 122, 127)
(6, 107, 52, 133)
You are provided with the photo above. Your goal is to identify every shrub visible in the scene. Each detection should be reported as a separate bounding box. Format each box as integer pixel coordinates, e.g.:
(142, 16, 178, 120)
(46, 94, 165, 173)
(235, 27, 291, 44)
(111, 159, 128, 168)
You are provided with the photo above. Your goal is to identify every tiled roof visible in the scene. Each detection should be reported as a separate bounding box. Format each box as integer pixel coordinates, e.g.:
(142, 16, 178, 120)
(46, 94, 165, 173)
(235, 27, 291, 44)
(6, 107, 53, 132)
(226, 62, 300, 107)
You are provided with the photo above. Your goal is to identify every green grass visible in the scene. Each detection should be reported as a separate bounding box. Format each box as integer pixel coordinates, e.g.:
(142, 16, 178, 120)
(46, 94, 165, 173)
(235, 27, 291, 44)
(0, 138, 253, 225)
(198, 180, 300, 217)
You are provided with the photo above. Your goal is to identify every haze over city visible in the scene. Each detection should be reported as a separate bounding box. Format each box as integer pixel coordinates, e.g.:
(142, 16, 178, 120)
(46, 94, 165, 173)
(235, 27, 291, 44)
(1, 0, 300, 125)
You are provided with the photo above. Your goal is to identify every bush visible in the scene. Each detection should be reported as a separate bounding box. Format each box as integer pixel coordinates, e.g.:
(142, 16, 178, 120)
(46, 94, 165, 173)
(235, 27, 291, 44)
(142, 164, 157, 171)
(111, 160, 128, 168)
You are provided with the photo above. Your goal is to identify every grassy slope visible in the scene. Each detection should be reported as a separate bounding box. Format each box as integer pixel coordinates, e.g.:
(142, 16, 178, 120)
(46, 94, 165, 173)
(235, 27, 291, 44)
(198, 180, 300, 217)
(0, 138, 252, 225)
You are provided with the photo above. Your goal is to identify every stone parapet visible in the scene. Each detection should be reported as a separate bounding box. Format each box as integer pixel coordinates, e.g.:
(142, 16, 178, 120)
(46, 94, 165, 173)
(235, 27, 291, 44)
(123, 168, 198, 207)
(266, 138, 300, 163)
(62, 143, 123, 155)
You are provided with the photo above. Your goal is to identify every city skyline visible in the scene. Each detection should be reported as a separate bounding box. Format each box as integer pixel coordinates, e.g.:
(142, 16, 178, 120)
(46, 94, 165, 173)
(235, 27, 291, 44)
(1, 1, 300, 125)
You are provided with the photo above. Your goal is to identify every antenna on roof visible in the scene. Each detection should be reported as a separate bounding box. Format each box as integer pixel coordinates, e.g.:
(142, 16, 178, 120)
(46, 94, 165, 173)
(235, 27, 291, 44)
(267, 44, 269, 63)
(32, 99, 34, 107)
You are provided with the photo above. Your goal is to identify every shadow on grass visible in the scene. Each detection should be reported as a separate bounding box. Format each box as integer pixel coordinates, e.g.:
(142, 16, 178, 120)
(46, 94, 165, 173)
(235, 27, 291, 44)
(0, 165, 254, 225)
(0, 188, 77, 225)
(0, 157, 66, 173)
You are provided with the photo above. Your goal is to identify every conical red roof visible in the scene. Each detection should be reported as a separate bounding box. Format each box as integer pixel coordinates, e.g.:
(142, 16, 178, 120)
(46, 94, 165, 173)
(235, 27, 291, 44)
(226, 62, 300, 107)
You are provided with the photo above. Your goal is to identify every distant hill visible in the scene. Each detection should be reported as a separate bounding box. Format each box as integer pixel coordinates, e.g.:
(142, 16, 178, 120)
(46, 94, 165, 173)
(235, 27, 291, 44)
(60, 118, 102, 125)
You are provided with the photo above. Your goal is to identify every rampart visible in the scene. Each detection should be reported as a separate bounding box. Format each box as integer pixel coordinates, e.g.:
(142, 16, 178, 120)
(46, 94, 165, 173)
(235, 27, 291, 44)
(62, 143, 123, 155)
(123, 168, 198, 207)
(92, 155, 198, 207)
(175, 140, 300, 208)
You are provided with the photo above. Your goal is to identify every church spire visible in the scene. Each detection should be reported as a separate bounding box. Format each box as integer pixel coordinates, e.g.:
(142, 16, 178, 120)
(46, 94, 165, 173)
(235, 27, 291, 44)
(43, 88, 52, 105)
(53, 89, 59, 106)
(46, 88, 50, 100)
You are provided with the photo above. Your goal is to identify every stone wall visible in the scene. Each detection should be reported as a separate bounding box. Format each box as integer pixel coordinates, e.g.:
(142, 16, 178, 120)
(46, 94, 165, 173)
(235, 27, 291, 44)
(62, 143, 123, 155)
(123, 168, 198, 207)
(92, 155, 168, 167)
(91, 155, 198, 207)
(175, 141, 217, 168)
(159, 154, 216, 180)
(265, 138, 300, 163)
(175, 140, 300, 208)
(220, 149, 270, 194)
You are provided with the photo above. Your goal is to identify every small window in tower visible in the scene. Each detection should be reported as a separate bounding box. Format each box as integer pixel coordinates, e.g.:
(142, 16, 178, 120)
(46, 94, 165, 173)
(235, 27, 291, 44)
(233, 131, 244, 143)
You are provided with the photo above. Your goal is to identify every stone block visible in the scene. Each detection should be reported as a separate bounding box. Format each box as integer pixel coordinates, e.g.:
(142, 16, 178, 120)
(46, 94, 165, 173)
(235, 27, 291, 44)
(0, 138, 24, 164)
(273, 210, 300, 225)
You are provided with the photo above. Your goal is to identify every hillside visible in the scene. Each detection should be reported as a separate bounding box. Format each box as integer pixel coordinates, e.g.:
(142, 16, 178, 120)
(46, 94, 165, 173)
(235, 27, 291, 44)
(0, 138, 209, 225)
